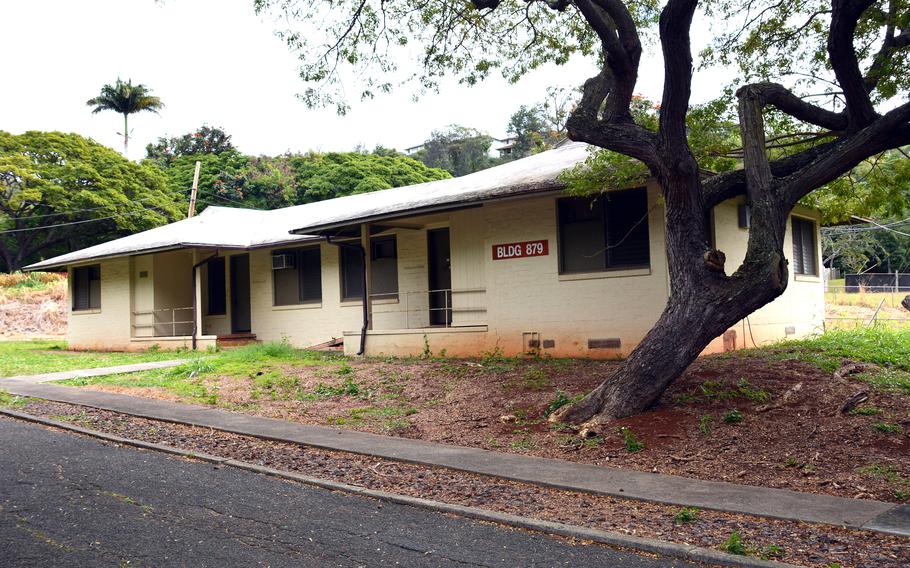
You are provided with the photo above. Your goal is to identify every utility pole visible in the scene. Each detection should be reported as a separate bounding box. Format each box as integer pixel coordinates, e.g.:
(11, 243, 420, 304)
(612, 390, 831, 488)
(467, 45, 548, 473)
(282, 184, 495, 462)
(188, 160, 201, 218)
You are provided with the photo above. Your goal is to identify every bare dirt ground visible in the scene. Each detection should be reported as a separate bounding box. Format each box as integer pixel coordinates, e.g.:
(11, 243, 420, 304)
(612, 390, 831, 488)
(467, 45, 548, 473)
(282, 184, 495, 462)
(9, 404, 909, 568)
(80, 351, 910, 504)
(0, 274, 67, 337)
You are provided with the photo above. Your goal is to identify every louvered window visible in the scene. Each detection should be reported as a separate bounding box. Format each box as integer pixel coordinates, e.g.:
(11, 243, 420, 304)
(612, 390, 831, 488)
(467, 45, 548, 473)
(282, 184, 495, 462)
(557, 189, 650, 274)
(72, 265, 101, 311)
(792, 217, 817, 276)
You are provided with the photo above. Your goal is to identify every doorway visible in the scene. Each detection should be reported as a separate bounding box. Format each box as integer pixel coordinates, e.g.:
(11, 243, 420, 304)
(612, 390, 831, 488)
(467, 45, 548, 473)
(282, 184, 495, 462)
(427, 228, 452, 326)
(230, 254, 251, 333)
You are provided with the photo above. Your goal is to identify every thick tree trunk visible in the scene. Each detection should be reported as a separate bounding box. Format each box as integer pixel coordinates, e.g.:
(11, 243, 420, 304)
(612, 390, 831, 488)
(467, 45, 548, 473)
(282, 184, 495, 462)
(551, 269, 784, 423)
(553, 167, 791, 424)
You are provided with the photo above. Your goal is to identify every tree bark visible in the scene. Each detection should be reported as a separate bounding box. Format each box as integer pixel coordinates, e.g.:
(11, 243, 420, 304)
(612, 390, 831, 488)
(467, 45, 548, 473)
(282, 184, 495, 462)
(551, 180, 790, 424)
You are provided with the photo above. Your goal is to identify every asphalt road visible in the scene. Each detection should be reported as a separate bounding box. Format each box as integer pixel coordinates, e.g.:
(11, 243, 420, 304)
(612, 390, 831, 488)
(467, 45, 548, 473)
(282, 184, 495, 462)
(0, 417, 703, 567)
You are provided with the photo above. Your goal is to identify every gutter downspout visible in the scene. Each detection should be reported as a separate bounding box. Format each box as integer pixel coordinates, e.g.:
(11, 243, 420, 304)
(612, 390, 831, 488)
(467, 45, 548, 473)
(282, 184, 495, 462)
(191, 251, 219, 351)
(326, 235, 368, 356)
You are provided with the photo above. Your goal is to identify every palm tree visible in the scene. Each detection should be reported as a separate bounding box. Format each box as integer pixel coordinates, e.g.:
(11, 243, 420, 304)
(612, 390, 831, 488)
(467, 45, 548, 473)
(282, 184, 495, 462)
(86, 78, 164, 155)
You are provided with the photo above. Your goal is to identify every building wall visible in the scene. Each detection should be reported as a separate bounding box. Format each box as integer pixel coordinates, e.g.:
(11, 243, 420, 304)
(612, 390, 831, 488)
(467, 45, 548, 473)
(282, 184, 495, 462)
(704, 200, 825, 352)
(474, 184, 670, 358)
(65, 190, 825, 357)
(246, 243, 363, 347)
(68, 257, 133, 351)
(152, 250, 194, 337)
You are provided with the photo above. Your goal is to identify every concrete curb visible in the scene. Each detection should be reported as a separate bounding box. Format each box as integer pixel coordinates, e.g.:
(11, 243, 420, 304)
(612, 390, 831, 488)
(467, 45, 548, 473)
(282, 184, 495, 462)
(2, 379, 905, 537)
(0, 407, 801, 568)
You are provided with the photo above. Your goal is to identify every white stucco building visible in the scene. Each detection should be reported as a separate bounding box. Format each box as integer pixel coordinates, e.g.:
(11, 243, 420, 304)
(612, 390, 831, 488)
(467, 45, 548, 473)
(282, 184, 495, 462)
(27, 142, 825, 358)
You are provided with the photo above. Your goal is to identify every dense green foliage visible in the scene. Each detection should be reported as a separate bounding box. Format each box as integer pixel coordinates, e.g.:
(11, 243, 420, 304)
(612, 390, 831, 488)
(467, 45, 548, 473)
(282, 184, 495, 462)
(412, 126, 501, 177)
(145, 125, 235, 165)
(146, 127, 451, 212)
(506, 106, 551, 159)
(256, 0, 908, 225)
(0, 131, 184, 271)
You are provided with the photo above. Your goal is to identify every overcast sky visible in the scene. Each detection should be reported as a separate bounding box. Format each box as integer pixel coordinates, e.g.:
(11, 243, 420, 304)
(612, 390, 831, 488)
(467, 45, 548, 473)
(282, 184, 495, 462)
(0, 1, 729, 160)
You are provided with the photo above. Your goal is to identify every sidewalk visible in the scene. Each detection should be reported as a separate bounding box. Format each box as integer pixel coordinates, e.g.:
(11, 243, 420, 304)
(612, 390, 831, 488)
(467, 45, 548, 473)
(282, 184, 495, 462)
(1, 364, 908, 537)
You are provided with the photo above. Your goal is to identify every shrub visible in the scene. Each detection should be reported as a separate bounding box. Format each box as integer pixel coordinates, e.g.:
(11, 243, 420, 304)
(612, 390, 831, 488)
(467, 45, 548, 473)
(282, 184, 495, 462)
(723, 409, 743, 424)
(620, 427, 644, 453)
(673, 507, 699, 524)
(721, 531, 746, 555)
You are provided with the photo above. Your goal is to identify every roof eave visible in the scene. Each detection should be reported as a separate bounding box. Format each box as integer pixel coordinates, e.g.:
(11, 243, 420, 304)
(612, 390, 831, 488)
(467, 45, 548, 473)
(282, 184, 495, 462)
(289, 182, 566, 236)
(23, 234, 322, 272)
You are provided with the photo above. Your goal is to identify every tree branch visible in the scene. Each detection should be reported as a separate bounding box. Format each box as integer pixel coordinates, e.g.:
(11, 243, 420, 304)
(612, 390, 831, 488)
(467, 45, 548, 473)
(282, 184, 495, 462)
(741, 83, 848, 131)
(736, 84, 773, 198)
(784, 102, 910, 203)
(657, 0, 698, 157)
(865, 0, 910, 92)
(828, 0, 878, 128)
(701, 141, 840, 209)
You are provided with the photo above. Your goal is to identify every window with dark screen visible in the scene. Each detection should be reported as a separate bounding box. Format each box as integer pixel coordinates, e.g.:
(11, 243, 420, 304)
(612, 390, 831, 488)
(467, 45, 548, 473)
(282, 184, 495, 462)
(557, 188, 650, 274)
(72, 265, 101, 311)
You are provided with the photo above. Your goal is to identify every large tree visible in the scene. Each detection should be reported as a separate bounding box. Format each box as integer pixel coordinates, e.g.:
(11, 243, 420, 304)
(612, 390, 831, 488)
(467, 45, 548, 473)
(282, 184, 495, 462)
(145, 125, 235, 166)
(149, 140, 451, 212)
(0, 131, 183, 271)
(414, 126, 500, 176)
(86, 78, 164, 155)
(257, 0, 909, 422)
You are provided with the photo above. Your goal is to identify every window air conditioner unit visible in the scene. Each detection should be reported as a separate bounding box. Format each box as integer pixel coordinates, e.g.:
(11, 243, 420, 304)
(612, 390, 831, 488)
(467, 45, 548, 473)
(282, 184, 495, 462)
(272, 254, 293, 270)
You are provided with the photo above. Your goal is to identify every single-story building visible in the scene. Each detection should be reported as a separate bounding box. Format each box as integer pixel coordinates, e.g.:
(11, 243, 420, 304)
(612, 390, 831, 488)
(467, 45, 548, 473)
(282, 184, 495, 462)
(26, 142, 825, 358)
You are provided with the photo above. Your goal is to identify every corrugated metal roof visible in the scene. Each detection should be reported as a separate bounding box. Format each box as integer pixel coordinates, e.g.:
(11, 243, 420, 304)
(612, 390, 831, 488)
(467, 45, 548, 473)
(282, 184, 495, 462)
(25, 142, 590, 270)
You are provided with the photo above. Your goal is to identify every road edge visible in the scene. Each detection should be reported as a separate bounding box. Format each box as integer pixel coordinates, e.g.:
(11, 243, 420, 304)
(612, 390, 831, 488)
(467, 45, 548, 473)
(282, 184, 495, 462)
(0, 407, 801, 568)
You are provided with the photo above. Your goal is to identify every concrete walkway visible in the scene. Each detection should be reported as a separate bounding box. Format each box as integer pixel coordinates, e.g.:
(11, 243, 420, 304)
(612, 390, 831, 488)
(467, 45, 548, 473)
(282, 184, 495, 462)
(1, 365, 907, 537)
(2, 360, 186, 384)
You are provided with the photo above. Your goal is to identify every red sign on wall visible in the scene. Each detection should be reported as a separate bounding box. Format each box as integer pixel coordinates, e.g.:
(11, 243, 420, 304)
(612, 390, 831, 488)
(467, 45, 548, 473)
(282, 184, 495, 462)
(492, 239, 549, 260)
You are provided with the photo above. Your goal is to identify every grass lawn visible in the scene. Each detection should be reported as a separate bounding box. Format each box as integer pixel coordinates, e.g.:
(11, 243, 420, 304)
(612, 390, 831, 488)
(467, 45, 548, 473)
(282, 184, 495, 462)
(58, 342, 343, 403)
(0, 340, 195, 378)
(16, 328, 910, 504)
(738, 327, 910, 393)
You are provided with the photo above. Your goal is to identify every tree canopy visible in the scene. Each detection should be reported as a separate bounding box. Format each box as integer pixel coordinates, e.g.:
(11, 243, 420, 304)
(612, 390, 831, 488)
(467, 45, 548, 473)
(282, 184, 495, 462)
(0, 131, 183, 271)
(146, 128, 451, 212)
(145, 125, 235, 166)
(413, 126, 501, 176)
(254, 0, 910, 422)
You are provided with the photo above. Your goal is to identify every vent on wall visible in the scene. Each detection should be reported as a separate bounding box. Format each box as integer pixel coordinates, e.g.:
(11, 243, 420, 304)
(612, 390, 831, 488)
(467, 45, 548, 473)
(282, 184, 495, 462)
(784, 326, 796, 336)
(588, 338, 621, 349)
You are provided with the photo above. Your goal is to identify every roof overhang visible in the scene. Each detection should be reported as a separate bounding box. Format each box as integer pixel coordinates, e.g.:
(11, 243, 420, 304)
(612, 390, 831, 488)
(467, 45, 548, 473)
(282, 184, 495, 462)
(290, 183, 565, 236)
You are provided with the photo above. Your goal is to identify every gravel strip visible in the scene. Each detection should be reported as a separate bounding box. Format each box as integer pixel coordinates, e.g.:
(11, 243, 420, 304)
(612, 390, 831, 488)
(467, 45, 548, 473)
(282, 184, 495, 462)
(13, 399, 910, 568)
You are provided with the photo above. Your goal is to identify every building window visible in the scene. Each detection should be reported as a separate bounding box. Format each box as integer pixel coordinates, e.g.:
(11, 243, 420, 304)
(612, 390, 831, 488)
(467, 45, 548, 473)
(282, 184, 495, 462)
(792, 217, 817, 275)
(273, 247, 322, 305)
(371, 236, 398, 300)
(557, 189, 650, 274)
(206, 257, 226, 315)
(72, 265, 101, 311)
(340, 246, 364, 301)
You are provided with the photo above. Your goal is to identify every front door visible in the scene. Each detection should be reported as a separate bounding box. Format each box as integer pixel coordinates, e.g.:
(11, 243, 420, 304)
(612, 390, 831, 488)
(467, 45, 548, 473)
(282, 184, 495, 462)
(427, 228, 452, 326)
(230, 254, 251, 333)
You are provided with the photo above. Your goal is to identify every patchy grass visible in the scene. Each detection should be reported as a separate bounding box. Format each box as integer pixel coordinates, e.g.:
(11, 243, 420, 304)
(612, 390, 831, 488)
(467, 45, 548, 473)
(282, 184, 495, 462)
(57, 341, 343, 404)
(0, 340, 194, 377)
(754, 327, 910, 373)
(0, 389, 32, 407)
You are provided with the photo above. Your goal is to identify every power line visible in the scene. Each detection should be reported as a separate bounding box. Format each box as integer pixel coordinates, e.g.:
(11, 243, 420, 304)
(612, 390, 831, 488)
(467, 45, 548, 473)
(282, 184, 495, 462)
(0, 209, 154, 235)
(5, 195, 163, 220)
(198, 188, 245, 204)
